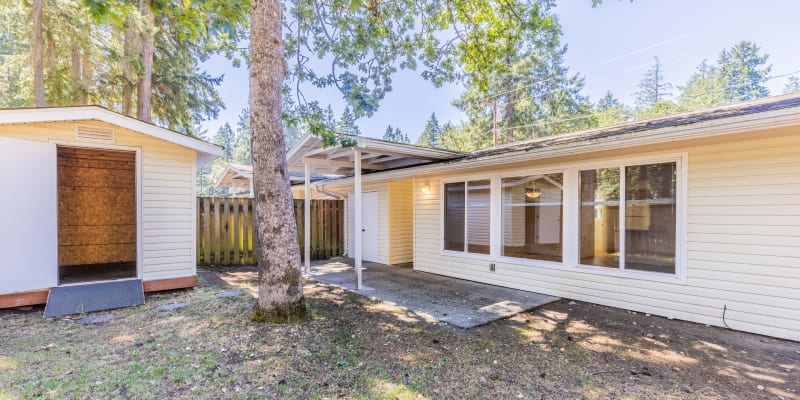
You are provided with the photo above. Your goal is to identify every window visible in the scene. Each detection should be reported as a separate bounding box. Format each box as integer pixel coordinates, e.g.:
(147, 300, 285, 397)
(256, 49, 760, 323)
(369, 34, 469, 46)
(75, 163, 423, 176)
(579, 162, 677, 275)
(439, 155, 683, 281)
(624, 162, 677, 274)
(579, 168, 620, 268)
(443, 182, 465, 251)
(501, 173, 563, 262)
(443, 179, 490, 255)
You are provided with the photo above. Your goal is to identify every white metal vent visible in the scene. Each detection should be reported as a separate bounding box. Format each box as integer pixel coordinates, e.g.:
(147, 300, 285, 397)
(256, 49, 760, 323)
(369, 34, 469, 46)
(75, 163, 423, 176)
(75, 124, 115, 142)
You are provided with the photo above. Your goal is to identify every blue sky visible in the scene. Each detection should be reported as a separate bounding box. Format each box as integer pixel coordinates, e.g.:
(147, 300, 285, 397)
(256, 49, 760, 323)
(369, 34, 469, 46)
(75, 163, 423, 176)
(200, 0, 800, 142)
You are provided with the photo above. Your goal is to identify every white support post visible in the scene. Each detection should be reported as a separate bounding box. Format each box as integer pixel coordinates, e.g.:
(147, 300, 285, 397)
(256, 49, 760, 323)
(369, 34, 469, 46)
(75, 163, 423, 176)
(304, 162, 311, 274)
(354, 147, 363, 289)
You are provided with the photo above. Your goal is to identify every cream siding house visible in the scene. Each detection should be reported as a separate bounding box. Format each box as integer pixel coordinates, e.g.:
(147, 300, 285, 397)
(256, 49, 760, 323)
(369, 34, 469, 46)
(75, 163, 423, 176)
(0, 106, 221, 309)
(293, 95, 800, 342)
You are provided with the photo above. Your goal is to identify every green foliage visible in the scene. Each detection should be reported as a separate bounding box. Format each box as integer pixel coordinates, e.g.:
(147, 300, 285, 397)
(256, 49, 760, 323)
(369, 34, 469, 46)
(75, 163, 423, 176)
(232, 107, 253, 163)
(716, 41, 771, 102)
(635, 101, 685, 120)
(417, 113, 442, 148)
(784, 76, 800, 94)
(676, 60, 726, 111)
(444, 3, 594, 150)
(382, 125, 409, 143)
(336, 106, 361, 136)
(282, 0, 565, 147)
(0, 0, 249, 135)
(593, 91, 631, 127)
(214, 123, 236, 162)
(635, 57, 672, 108)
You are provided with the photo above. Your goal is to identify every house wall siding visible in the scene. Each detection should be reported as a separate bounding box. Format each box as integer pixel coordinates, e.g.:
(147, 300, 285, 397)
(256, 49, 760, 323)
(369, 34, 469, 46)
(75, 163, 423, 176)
(388, 179, 414, 264)
(0, 121, 197, 282)
(413, 132, 800, 341)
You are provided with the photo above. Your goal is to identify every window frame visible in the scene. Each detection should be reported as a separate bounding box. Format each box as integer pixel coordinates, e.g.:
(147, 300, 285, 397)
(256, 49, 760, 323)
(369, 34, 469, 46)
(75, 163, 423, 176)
(573, 154, 686, 283)
(437, 152, 688, 284)
(496, 167, 568, 268)
(440, 174, 496, 260)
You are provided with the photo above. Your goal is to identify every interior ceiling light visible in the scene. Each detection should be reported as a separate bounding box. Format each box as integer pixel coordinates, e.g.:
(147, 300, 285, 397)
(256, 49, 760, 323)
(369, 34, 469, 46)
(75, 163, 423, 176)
(524, 183, 542, 199)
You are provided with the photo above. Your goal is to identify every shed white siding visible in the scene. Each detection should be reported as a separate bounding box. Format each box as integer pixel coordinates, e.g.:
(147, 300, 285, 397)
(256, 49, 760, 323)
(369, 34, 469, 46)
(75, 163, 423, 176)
(413, 131, 800, 341)
(0, 121, 197, 282)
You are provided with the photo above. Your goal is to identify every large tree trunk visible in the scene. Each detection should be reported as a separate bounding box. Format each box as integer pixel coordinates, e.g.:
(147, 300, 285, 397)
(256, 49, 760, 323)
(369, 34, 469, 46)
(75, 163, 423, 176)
(32, 0, 44, 107)
(137, 1, 154, 122)
(70, 46, 81, 105)
(249, 0, 307, 323)
(122, 16, 136, 116)
(80, 38, 91, 104)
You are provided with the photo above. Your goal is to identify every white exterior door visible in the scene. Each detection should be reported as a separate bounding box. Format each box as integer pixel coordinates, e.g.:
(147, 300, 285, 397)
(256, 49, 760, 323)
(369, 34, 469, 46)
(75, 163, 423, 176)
(0, 138, 58, 294)
(349, 191, 379, 262)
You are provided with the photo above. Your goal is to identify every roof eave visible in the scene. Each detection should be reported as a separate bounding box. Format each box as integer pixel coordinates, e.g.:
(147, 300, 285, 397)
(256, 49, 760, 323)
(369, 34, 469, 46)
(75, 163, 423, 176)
(0, 106, 223, 167)
(302, 104, 800, 187)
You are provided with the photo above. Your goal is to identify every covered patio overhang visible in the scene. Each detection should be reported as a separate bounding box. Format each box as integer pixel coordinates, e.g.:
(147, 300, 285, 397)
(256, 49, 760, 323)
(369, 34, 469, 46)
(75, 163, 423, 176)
(286, 134, 462, 289)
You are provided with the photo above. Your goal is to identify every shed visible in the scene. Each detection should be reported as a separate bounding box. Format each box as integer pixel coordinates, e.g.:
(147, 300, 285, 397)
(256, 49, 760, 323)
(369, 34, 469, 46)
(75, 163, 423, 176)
(0, 106, 221, 313)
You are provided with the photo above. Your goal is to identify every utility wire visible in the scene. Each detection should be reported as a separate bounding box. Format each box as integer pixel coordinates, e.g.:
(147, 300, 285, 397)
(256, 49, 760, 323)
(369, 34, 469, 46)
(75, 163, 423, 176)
(474, 35, 697, 103)
(482, 68, 800, 137)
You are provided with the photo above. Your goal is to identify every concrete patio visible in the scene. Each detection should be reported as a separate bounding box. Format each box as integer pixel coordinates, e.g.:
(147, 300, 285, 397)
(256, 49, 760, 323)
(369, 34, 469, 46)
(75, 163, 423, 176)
(308, 258, 559, 328)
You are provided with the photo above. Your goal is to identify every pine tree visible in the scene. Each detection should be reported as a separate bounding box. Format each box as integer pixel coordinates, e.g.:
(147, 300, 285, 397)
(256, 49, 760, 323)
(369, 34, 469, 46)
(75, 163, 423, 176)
(383, 125, 396, 141)
(593, 91, 630, 127)
(232, 108, 252, 164)
(336, 106, 361, 136)
(635, 57, 672, 108)
(717, 41, 771, 102)
(213, 123, 236, 162)
(784, 76, 800, 94)
(677, 60, 726, 110)
(417, 113, 442, 148)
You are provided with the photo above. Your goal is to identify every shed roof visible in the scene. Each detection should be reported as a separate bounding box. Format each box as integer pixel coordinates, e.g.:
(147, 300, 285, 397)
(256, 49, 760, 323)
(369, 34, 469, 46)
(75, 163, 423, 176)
(0, 105, 222, 166)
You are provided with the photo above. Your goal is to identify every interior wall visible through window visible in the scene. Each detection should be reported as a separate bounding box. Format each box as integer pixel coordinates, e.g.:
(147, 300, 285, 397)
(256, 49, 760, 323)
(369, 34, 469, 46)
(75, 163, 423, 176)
(501, 173, 564, 262)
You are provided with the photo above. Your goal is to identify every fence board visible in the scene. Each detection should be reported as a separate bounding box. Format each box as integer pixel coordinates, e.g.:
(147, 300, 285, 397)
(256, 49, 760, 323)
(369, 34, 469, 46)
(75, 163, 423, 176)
(197, 197, 344, 266)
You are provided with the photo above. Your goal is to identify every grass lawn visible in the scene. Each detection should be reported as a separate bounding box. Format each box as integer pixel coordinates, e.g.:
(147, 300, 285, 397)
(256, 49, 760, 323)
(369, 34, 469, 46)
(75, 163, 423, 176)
(1, 266, 798, 399)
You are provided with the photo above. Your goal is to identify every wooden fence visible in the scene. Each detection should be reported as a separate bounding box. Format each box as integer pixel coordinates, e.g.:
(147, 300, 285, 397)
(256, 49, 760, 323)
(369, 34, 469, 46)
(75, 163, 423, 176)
(197, 197, 345, 266)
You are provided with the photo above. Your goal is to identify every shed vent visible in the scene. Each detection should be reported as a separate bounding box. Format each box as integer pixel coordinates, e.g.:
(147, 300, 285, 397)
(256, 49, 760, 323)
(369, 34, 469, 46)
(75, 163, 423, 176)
(76, 124, 115, 142)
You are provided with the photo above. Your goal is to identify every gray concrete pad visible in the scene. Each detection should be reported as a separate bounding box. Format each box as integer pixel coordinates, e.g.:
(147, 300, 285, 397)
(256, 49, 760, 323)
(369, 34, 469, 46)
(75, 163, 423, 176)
(309, 259, 559, 328)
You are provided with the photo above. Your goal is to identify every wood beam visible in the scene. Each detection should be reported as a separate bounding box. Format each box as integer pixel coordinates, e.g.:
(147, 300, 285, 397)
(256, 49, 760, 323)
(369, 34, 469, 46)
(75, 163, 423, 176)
(303, 157, 387, 170)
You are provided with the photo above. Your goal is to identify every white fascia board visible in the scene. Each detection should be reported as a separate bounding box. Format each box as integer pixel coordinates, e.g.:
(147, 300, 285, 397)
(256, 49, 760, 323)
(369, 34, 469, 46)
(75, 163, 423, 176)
(0, 106, 223, 167)
(305, 106, 800, 187)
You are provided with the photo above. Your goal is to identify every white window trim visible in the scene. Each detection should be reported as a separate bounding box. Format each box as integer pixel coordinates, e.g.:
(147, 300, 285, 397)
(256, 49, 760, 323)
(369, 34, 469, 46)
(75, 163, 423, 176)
(438, 152, 688, 285)
(440, 174, 494, 257)
(496, 167, 567, 264)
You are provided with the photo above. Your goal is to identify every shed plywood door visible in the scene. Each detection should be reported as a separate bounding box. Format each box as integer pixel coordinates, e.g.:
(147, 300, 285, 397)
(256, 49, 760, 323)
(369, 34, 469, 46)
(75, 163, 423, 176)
(0, 137, 58, 294)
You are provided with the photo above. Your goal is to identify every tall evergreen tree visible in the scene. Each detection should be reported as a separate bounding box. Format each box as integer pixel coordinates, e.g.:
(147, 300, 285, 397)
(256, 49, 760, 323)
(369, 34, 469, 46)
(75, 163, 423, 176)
(383, 125, 409, 143)
(677, 60, 726, 110)
(593, 91, 630, 127)
(3, 0, 250, 134)
(213, 123, 236, 162)
(417, 113, 442, 148)
(784, 76, 800, 94)
(336, 106, 361, 136)
(232, 108, 252, 164)
(635, 57, 672, 108)
(447, 2, 592, 148)
(717, 41, 771, 102)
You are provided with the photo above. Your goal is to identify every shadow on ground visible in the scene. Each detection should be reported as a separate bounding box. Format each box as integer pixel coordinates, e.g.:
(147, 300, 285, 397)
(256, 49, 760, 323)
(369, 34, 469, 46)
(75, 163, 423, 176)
(0, 264, 796, 399)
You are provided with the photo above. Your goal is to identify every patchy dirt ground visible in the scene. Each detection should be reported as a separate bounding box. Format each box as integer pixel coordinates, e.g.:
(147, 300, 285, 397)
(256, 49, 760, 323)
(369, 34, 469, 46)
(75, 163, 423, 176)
(0, 266, 797, 400)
